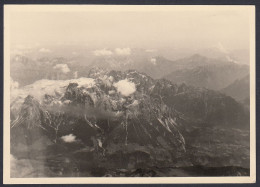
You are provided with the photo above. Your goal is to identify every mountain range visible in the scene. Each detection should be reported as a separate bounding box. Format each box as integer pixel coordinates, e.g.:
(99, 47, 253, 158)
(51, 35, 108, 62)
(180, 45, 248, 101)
(10, 68, 250, 177)
(80, 54, 250, 91)
(164, 62, 249, 90)
(11, 49, 249, 91)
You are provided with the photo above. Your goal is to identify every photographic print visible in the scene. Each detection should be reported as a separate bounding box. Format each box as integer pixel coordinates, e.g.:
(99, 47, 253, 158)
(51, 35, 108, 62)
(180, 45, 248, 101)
(3, 5, 256, 184)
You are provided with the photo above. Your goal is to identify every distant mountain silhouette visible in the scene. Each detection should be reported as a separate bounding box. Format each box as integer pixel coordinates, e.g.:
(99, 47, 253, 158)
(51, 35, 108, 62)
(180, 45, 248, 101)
(221, 75, 249, 102)
(164, 55, 249, 90)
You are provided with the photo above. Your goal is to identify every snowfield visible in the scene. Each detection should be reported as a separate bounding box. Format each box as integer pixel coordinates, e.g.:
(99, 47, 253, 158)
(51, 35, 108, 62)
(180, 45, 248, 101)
(10, 77, 96, 102)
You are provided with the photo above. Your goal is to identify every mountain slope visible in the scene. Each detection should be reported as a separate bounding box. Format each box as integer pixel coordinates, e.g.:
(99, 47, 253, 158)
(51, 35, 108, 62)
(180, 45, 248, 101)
(221, 75, 249, 102)
(150, 79, 249, 129)
(164, 63, 249, 90)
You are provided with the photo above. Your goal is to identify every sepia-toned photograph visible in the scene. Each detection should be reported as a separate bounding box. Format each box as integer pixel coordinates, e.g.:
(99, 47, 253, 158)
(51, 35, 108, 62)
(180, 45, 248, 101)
(3, 5, 256, 184)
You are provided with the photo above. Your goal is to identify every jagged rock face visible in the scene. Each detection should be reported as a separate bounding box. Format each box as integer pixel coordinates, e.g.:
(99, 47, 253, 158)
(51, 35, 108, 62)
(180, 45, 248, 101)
(10, 69, 187, 170)
(11, 95, 42, 129)
(10, 68, 250, 177)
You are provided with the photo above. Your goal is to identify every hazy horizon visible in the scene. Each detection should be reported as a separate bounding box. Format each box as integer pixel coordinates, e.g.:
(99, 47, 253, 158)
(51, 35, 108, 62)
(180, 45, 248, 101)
(9, 6, 250, 51)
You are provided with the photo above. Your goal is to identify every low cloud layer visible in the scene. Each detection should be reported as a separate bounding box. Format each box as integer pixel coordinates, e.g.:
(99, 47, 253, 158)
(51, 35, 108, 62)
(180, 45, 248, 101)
(93, 48, 132, 56)
(46, 101, 123, 120)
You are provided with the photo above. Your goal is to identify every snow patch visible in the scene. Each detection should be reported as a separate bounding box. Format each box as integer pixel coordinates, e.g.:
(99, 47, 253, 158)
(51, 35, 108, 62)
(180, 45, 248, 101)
(149, 85, 155, 91)
(158, 118, 172, 133)
(11, 78, 95, 101)
(126, 100, 139, 108)
(74, 77, 95, 87)
(61, 134, 76, 143)
(63, 100, 72, 104)
(114, 79, 136, 97)
(99, 75, 113, 87)
(120, 98, 126, 103)
(131, 100, 139, 106)
(109, 90, 116, 95)
(97, 138, 103, 148)
(108, 76, 114, 82)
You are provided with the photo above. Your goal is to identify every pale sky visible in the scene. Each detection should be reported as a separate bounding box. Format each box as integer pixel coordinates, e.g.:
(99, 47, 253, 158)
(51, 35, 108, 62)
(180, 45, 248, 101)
(7, 5, 252, 50)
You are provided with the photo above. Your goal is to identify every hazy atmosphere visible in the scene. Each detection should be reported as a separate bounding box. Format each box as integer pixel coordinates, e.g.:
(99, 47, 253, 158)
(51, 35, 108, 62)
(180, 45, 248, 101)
(9, 7, 250, 50)
(7, 5, 253, 180)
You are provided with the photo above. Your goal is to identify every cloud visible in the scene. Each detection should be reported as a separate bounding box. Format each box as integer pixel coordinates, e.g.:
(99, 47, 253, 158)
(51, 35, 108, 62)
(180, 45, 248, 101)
(39, 48, 51, 53)
(114, 48, 131, 56)
(61, 134, 76, 143)
(53, 64, 70, 74)
(215, 42, 229, 54)
(93, 49, 113, 56)
(10, 78, 19, 90)
(150, 58, 157, 65)
(93, 48, 131, 56)
(114, 79, 136, 96)
(10, 154, 34, 177)
(46, 103, 123, 120)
